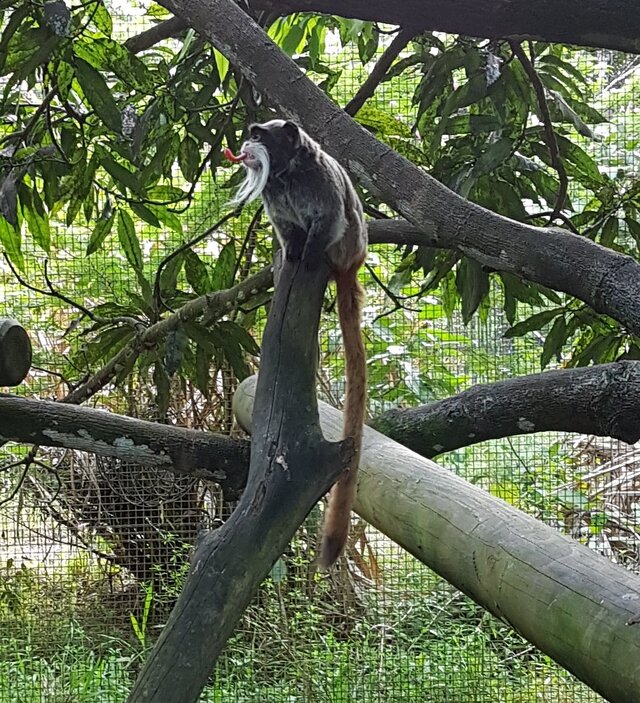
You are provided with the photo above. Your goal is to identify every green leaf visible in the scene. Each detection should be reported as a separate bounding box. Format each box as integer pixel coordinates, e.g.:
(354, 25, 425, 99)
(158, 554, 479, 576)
(91, 1, 113, 36)
(0, 214, 23, 270)
(145, 204, 183, 234)
(626, 218, 640, 248)
(0, 174, 17, 225)
(213, 49, 229, 82)
(455, 258, 489, 323)
(281, 23, 305, 56)
(541, 315, 567, 368)
(130, 202, 161, 228)
(22, 190, 51, 252)
(100, 153, 143, 196)
(153, 361, 171, 417)
(555, 134, 604, 186)
(195, 343, 211, 396)
(86, 206, 115, 255)
(549, 91, 594, 139)
(184, 249, 211, 295)
(74, 38, 156, 92)
(504, 309, 562, 338)
(600, 217, 619, 247)
(217, 321, 260, 356)
(473, 138, 514, 176)
(211, 242, 236, 290)
(74, 57, 121, 132)
(209, 326, 250, 380)
(117, 209, 143, 271)
(159, 252, 184, 298)
(357, 27, 378, 63)
(178, 135, 200, 183)
(432, 74, 489, 149)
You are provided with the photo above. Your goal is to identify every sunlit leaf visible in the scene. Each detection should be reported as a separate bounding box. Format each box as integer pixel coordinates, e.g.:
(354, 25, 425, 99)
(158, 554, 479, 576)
(86, 205, 115, 255)
(74, 57, 122, 132)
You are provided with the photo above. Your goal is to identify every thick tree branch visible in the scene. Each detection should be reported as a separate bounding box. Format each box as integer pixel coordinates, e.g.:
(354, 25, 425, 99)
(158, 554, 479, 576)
(6, 362, 640, 501)
(158, 1, 640, 337)
(371, 361, 640, 458)
(249, 0, 640, 55)
(128, 256, 352, 702)
(0, 394, 250, 498)
(344, 27, 416, 117)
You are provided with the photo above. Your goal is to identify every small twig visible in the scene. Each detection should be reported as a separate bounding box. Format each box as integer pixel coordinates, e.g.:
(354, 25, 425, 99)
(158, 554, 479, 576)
(5, 255, 143, 329)
(232, 205, 263, 282)
(522, 210, 580, 235)
(344, 28, 416, 117)
(153, 207, 242, 313)
(0, 447, 38, 507)
(0, 88, 57, 148)
(510, 41, 568, 221)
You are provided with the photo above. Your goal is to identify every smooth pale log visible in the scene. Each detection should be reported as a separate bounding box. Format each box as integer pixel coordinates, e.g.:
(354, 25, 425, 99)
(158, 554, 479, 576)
(235, 375, 640, 703)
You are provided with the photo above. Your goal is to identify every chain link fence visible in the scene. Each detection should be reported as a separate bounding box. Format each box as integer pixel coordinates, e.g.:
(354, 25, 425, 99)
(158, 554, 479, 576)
(0, 8, 638, 702)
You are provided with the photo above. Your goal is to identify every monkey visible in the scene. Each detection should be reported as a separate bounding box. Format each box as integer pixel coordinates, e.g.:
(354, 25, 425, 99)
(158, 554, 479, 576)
(226, 119, 367, 568)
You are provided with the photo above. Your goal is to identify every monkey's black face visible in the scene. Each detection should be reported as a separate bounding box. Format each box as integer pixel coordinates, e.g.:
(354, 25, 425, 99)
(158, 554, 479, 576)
(240, 119, 301, 174)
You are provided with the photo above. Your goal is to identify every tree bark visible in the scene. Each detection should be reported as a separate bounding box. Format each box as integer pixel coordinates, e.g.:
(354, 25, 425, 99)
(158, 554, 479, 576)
(127, 257, 352, 703)
(5, 362, 640, 494)
(371, 361, 640, 458)
(160, 0, 640, 341)
(235, 376, 640, 703)
(250, 0, 640, 55)
(0, 394, 249, 498)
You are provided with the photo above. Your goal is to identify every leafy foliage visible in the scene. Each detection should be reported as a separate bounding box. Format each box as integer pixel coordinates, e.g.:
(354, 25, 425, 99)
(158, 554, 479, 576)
(0, 2, 637, 401)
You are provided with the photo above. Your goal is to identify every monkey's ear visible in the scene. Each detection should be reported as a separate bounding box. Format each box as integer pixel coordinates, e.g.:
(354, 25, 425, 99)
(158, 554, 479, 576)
(283, 120, 301, 149)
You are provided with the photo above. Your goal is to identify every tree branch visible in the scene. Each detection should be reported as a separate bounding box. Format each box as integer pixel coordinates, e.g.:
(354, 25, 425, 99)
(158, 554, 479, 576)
(371, 361, 640, 458)
(234, 375, 640, 703)
(64, 265, 273, 405)
(249, 0, 640, 55)
(128, 257, 352, 702)
(0, 394, 250, 498)
(164, 0, 640, 339)
(124, 16, 189, 54)
(509, 40, 568, 220)
(344, 27, 416, 116)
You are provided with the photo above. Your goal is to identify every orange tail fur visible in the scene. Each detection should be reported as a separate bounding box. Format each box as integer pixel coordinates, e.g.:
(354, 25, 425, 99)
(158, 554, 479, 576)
(318, 266, 366, 568)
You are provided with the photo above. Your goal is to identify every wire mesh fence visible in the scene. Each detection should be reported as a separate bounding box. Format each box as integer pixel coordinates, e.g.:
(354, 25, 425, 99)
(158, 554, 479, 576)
(0, 7, 638, 703)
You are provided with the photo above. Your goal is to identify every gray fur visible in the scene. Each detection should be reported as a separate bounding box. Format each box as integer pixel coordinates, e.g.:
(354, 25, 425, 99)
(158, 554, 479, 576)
(234, 119, 367, 272)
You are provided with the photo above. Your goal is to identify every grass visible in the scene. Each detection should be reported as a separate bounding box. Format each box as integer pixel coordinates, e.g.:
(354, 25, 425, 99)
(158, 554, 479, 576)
(0, 571, 603, 703)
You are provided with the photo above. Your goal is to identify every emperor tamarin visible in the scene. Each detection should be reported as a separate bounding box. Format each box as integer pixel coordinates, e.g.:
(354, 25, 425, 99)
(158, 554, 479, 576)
(227, 119, 367, 567)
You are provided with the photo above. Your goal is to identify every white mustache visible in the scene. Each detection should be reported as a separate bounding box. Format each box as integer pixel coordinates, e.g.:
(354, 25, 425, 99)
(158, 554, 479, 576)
(228, 142, 270, 207)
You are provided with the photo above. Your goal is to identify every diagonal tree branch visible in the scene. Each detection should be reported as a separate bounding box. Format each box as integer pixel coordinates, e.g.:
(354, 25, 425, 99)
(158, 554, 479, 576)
(159, 0, 640, 341)
(64, 266, 273, 405)
(124, 16, 189, 54)
(509, 40, 568, 220)
(344, 27, 417, 116)
(371, 361, 640, 457)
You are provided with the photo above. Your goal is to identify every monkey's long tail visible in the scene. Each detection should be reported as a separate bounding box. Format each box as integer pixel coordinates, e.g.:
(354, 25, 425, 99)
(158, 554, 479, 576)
(318, 266, 366, 568)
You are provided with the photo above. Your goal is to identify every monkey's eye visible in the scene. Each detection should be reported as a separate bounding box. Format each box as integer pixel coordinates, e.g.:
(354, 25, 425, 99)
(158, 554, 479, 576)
(249, 132, 261, 142)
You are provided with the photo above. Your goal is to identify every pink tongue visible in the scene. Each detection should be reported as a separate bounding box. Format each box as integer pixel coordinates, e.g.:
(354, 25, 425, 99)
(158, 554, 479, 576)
(223, 147, 246, 163)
